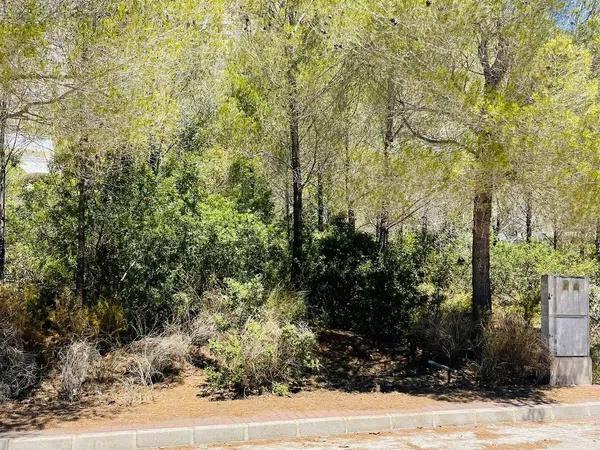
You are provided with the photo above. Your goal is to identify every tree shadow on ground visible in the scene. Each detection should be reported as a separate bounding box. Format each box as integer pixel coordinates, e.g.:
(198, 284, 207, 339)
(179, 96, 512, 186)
(0, 373, 187, 434)
(0, 395, 123, 435)
(315, 329, 556, 407)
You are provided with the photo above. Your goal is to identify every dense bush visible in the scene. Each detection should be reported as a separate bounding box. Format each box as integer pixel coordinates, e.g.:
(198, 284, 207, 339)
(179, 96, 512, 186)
(3, 143, 596, 403)
(207, 319, 317, 395)
(13, 154, 285, 336)
(201, 279, 318, 395)
(306, 219, 463, 339)
(48, 291, 127, 345)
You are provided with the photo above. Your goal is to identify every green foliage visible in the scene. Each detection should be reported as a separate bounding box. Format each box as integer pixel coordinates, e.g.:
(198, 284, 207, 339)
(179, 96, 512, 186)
(306, 219, 463, 339)
(207, 319, 318, 396)
(225, 157, 274, 222)
(198, 277, 317, 395)
(13, 152, 285, 333)
(47, 290, 126, 345)
(491, 242, 598, 322)
(4, 0, 600, 401)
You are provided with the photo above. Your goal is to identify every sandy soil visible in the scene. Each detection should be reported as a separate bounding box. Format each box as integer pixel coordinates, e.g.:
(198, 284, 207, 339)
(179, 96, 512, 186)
(2, 366, 600, 436)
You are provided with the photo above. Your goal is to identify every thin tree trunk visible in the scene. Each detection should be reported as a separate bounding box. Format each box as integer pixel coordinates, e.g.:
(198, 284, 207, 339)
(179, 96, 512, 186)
(525, 196, 532, 242)
(0, 96, 7, 282)
(472, 190, 492, 325)
(553, 225, 559, 250)
(317, 170, 324, 231)
(397, 223, 404, 245)
(314, 125, 324, 232)
(343, 129, 355, 230)
(284, 182, 291, 242)
(492, 199, 501, 245)
(493, 213, 500, 245)
(288, 60, 303, 288)
(148, 138, 161, 174)
(75, 156, 87, 303)
(471, 34, 509, 327)
(595, 220, 600, 261)
(377, 76, 394, 253)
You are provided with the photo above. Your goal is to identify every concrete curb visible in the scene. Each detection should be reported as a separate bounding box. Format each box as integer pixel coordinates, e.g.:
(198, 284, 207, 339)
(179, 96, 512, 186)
(3, 402, 600, 449)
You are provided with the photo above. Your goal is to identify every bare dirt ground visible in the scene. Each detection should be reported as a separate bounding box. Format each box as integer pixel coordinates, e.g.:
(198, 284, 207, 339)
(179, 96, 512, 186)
(2, 330, 600, 435)
(2, 366, 599, 436)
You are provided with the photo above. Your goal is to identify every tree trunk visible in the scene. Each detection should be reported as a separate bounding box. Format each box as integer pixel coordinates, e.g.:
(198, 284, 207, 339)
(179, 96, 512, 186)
(493, 215, 500, 245)
(317, 170, 324, 231)
(343, 129, 355, 230)
(595, 220, 600, 261)
(525, 196, 532, 242)
(284, 182, 291, 242)
(75, 158, 87, 303)
(471, 34, 509, 326)
(0, 96, 7, 282)
(289, 62, 303, 288)
(377, 76, 394, 253)
(553, 225, 559, 250)
(148, 139, 161, 174)
(472, 190, 492, 325)
(420, 211, 428, 242)
(376, 216, 389, 252)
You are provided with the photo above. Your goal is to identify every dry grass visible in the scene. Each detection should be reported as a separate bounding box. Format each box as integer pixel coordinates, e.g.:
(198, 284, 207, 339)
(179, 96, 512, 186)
(58, 340, 99, 401)
(480, 312, 550, 385)
(0, 324, 38, 402)
(126, 332, 192, 386)
(189, 312, 218, 346)
(419, 308, 474, 368)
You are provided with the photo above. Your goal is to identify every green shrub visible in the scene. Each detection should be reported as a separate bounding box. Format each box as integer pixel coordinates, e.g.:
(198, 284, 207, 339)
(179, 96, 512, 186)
(207, 318, 318, 395)
(201, 279, 317, 395)
(14, 155, 285, 336)
(306, 219, 462, 339)
(48, 291, 127, 344)
(491, 242, 597, 323)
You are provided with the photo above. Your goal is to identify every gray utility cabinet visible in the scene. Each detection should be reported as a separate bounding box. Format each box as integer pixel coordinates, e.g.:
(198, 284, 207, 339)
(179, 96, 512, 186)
(541, 275, 592, 385)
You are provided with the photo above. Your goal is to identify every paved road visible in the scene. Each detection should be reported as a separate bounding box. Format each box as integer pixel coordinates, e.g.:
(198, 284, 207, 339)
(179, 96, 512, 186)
(209, 419, 600, 449)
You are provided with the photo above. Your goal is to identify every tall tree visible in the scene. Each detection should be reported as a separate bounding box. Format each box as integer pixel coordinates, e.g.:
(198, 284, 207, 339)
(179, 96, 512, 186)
(231, 0, 341, 287)
(0, 1, 71, 281)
